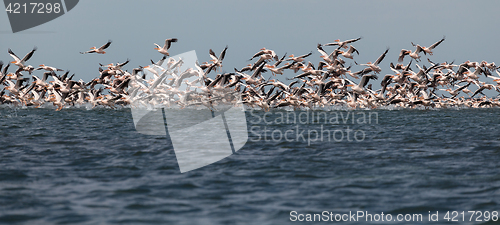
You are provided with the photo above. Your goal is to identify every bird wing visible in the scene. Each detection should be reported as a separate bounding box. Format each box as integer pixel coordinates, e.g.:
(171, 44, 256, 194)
(317, 44, 328, 57)
(359, 74, 378, 87)
(164, 38, 178, 50)
(274, 52, 287, 67)
(209, 49, 218, 61)
(345, 37, 362, 44)
(298, 52, 313, 59)
(398, 49, 408, 62)
(279, 61, 295, 70)
(8, 49, 21, 62)
(2, 63, 10, 75)
(374, 48, 389, 65)
(348, 45, 358, 54)
(99, 40, 112, 50)
(415, 45, 423, 54)
(323, 42, 339, 47)
(251, 62, 266, 78)
(471, 86, 485, 98)
(429, 36, 445, 50)
(117, 58, 130, 67)
(21, 47, 37, 63)
(249, 51, 266, 60)
(290, 72, 312, 80)
(80, 49, 96, 54)
(219, 45, 228, 61)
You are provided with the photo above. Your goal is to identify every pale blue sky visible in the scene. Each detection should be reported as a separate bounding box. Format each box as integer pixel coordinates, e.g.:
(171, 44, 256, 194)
(1, 0, 499, 82)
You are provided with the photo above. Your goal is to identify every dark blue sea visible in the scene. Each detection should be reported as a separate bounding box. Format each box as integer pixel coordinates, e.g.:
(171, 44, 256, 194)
(0, 107, 499, 224)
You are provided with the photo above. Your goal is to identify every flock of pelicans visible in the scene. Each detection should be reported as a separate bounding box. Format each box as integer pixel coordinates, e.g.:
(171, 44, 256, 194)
(2, 37, 500, 111)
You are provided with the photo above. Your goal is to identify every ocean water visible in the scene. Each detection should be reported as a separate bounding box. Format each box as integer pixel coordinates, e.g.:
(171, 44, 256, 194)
(0, 107, 499, 224)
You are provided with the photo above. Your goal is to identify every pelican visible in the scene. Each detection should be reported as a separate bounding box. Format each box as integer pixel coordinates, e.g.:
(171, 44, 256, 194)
(359, 48, 389, 73)
(317, 44, 341, 64)
(265, 62, 295, 76)
(399, 45, 423, 62)
(80, 40, 112, 54)
(323, 37, 362, 49)
(206, 46, 228, 73)
(249, 48, 278, 61)
(340, 45, 359, 59)
(154, 38, 178, 56)
(439, 83, 470, 97)
(8, 47, 37, 68)
(35, 64, 63, 72)
(412, 36, 445, 56)
(346, 74, 378, 94)
(285, 52, 312, 63)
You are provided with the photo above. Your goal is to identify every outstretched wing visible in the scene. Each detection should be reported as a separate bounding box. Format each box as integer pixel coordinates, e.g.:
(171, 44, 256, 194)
(345, 37, 362, 44)
(429, 36, 445, 50)
(99, 40, 112, 50)
(219, 45, 228, 61)
(8, 49, 21, 62)
(374, 48, 389, 65)
(164, 38, 178, 50)
(209, 49, 218, 60)
(21, 46, 37, 63)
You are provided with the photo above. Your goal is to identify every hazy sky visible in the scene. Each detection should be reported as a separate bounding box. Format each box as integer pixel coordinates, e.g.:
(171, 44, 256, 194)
(1, 0, 500, 82)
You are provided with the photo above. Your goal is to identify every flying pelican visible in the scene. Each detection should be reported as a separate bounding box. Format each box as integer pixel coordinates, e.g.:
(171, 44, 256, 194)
(80, 40, 112, 54)
(154, 38, 178, 56)
(412, 36, 445, 56)
(323, 37, 362, 49)
(399, 45, 424, 62)
(439, 82, 471, 97)
(317, 44, 342, 64)
(35, 64, 64, 72)
(340, 45, 359, 59)
(359, 48, 389, 74)
(285, 52, 312, 63)
(265, 62, 295, 76)
(206, 45, 228, 73)
(346, 74, 378, 94)
(249, 48, 278, 61)
(8, 47, 37, 68)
